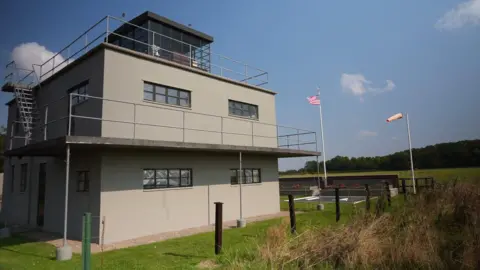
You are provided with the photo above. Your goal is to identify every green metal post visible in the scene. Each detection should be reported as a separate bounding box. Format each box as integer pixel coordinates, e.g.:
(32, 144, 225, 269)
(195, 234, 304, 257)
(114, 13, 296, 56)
(82, 212, 91, 270)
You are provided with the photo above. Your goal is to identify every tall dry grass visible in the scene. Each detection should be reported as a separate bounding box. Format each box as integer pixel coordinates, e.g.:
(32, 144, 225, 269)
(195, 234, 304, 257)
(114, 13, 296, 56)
(259, 182, 480, 269)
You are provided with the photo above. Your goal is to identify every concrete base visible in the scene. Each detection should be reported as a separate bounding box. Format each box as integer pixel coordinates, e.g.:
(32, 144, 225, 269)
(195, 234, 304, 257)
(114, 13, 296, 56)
(0, 227, 11, 238)
(316, 204, 325, 211)
(56, 245, 72, 261)
(236, 219, 246, 228)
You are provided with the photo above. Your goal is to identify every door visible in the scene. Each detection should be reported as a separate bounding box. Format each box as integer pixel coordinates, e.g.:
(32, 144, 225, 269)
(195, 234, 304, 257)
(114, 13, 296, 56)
(36, 163, 47, 227)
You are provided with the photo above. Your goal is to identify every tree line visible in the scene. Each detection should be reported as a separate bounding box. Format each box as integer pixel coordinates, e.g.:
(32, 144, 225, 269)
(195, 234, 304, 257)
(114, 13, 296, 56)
(281, 139, 480, 175)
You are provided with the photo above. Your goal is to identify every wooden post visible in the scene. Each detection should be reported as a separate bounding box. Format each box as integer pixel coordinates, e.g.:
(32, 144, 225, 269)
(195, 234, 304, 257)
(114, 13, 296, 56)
(402, 178, 407, 201)
(214, 202, 223, 255)
(335, 188, 340, 222)
(365, 184, 370, 211)
(288, 195, 296, 234)
(385, 182, 391, 207)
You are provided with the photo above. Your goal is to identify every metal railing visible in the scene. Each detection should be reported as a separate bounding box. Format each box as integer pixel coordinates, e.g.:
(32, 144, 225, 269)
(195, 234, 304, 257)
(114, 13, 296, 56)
(28, 15, 268, 87)
(7, 93, 317, 152)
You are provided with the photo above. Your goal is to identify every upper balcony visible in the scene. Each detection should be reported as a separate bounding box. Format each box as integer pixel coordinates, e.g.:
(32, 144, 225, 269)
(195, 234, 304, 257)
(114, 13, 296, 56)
(3, 11, 268, 89)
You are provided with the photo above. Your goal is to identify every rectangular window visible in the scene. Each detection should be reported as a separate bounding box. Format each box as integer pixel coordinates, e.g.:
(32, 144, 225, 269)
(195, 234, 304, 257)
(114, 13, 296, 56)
(143, 82, 191, 108)
(69, 81, 89, 106)
(228, 100, 258, 120)
(11, 165, 15, 192)
(76, 171, 90, 192)
(143, 169, 192, 189)
(230, 169, 261, 185)
(20, 163, 28, 192)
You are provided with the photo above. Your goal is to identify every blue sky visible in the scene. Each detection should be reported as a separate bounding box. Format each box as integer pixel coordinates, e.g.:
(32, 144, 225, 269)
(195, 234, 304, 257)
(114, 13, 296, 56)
(1, 0, 479, 170)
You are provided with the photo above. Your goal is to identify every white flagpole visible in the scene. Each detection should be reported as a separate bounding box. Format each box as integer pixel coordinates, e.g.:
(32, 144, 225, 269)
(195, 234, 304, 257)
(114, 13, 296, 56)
(317, 88, 327, 187)
(406, 113, 416, 194)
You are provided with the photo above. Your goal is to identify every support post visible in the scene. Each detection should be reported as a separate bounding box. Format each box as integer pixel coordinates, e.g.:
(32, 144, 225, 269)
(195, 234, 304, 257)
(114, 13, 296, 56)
(385, 182, 391, 207)
(365, 184, 370, 211)
(335, 187, 340, 222)
(237, 152, 246, 228)
(56, 144, 72, 261)
(214, 202, 223, 255)
(82, 212, 92, 270)
(402, 178, 407, 201)
(288, 195, 296, 234)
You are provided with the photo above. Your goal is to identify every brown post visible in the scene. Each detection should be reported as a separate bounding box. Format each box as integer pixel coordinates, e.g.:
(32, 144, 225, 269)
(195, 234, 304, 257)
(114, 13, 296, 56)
(214, 202, 223, 255)
(288, 195, 296, 234)
(365, 184, 370, 211)
(335, 188, 340, 222)
(385, 182, 391, 207)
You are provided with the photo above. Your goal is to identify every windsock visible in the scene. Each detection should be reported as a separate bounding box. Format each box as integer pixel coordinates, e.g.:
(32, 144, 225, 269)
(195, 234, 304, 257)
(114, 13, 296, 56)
(386, 113, 403, 122)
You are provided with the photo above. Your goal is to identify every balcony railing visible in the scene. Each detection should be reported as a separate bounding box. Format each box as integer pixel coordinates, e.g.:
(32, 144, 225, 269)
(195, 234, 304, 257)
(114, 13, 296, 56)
(8, 94, 317, 153)
(4, 15, 268, 88)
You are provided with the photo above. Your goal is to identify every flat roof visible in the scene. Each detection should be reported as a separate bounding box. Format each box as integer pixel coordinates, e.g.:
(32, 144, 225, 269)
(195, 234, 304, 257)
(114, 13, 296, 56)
(4, 136, 321, 158)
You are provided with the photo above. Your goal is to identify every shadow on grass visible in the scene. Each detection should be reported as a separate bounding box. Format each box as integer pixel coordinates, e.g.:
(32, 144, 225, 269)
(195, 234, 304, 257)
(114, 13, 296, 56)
(163, 252, 208, 259)
(0, 235, 56, 261)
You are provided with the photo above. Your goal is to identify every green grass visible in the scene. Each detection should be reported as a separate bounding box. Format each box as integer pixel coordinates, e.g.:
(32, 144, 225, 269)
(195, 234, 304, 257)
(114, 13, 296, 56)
(0, 202, 362, 270)
(280, 167, 480, 183)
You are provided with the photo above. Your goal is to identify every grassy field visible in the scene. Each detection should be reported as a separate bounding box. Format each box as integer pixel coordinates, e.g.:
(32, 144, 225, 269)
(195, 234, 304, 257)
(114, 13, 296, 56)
(0, 200, 366, 270)
(280, 167, 480, 183)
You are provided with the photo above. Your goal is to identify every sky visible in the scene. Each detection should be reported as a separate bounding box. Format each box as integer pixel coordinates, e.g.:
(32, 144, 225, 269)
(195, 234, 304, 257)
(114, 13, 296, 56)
(0, 0, 479, 170)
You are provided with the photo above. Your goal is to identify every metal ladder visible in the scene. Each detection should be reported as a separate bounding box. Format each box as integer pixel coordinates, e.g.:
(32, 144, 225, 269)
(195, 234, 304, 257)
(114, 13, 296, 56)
(4, 61, 41, 144)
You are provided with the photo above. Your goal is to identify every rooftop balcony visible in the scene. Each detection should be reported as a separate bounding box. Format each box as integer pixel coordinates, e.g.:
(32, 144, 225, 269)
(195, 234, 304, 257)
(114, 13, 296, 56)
(3, 13, 269, 90)
(6, 93, 319, 157)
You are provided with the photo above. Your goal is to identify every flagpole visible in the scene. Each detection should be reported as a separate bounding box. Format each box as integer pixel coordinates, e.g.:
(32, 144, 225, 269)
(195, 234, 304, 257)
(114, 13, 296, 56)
(406, 113, 416, 194)
(317, 88, 327, 187)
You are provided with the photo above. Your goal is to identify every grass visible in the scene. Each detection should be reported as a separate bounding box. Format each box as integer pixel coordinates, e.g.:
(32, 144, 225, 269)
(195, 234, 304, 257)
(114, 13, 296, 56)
(280, 167, 480, 183)
(234, 182, 480, 269)
(0, 200, 361, 270)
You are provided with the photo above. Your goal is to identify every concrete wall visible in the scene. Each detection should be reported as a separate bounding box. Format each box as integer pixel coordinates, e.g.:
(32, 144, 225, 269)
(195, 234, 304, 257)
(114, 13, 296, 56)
(0, 153, 101, 242)
(100, 150, 279, 244)
(101, 48, 278, 148)
(5, 50, 106, 150)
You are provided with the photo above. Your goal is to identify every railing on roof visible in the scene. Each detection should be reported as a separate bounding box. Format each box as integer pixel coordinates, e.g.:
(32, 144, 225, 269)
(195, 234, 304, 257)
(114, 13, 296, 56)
(7, 93, 317, 153)
(30, 15, 268, 87)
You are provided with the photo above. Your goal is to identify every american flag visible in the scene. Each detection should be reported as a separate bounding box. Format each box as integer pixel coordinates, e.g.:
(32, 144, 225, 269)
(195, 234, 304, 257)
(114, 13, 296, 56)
(307, 95, 320, 105)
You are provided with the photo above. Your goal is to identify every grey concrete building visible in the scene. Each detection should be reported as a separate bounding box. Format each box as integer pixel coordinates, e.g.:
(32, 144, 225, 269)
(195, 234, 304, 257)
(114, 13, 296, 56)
(0, 11, 319, 259)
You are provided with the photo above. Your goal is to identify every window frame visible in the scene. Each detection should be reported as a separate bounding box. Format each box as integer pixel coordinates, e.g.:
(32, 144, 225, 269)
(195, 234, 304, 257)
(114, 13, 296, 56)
(143, 82, 191, 108)
(228, 100, 259, 120)
(68, 80, 89, 107)
(230, 168, 261, 185)
(143, 168, 193, 190)
(76, 171, 90, 192)
(20, 163, 28, 193)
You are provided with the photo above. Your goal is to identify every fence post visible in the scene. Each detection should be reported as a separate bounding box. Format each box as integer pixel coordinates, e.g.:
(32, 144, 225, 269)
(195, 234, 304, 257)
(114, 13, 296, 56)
(402, 178, 407, 201)
(214, 202, 223, 255)
(335, 188, 340, 222)
(431, 178, 435, 190)
(82, 212, 91, 270)
(385, 182, 391, 207)
(365, 184, 370, 211)
(288, 194, 296, 234)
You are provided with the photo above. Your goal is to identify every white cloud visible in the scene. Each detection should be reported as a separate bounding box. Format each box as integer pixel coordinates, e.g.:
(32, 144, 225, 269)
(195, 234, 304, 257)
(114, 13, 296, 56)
(340, 73, 395, 100)
(358, 130, 378, 137)
(436, 0, 480, 30)
(11, 42, 68, 80)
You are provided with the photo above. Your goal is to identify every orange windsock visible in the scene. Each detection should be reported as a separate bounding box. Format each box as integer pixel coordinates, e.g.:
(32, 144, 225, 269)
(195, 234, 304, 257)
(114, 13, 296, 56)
(387, 113, 403, 122)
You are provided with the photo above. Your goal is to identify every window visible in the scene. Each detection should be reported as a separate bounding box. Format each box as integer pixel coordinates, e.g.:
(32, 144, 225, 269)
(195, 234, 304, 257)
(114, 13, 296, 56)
(11, 165, 15, 192)
(230, 169, 261, 185)
(143, 169, 192, 189)
(14, 109, 21, 135)
(143, 82, 191, 107)
(228, 100, 258, 120)
(69, 81, 89, 106)
(20, 164, 28, 192)
(76, 171, 90, 192)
